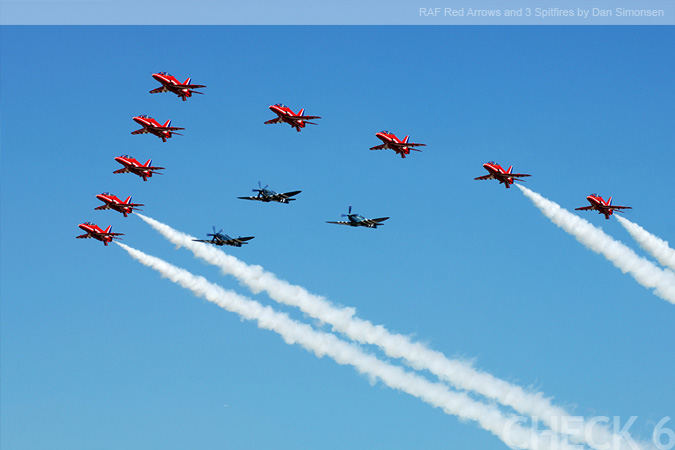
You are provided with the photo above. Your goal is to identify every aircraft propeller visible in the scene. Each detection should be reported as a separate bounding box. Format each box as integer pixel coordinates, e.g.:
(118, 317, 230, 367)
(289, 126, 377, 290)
(208, 225, 223, 237)
(252, 181, 269, 197)
(341, 205, 354, 218)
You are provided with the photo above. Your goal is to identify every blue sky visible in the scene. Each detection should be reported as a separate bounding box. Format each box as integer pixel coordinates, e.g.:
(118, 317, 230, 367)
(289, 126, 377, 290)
(1, 25, 673, 449)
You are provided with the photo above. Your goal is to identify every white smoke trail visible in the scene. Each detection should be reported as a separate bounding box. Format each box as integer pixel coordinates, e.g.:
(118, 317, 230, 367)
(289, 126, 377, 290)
(616, 216, 675, 272)
(116, 241, 586, 450)
(136, 213, 648, 450)
(517, 185, 675, 305)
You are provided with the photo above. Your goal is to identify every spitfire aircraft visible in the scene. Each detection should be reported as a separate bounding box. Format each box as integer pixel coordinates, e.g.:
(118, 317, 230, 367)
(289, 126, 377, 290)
(193, 227, 255, 247)
(264, 104, 321, 132)
(76, 222, 124, 246)
(150, 72, 206, 101)
(369, 131, 426, 158)
(474, 161, 532, 189)
(113, 155, 164, 182)
(326, 205, 389, 228)
(575, 194, 632, 219)
(238, 182, 301, 204)
(95, 193, 144, 218)
(131, 115, 184, 142)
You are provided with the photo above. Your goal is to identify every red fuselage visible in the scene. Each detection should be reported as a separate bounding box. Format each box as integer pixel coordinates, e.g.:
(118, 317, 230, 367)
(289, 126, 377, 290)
(113, 155, 163, 181)
(77, 222, 118, 246)
(482, 162, 515, 187)
(370, 131, 425, 158)
(265, 104, 320, 132)
(95, 193, 142, 218)
(474, 161, 531, 188)
(269, 104, 305, 129)
(131, 115, 182, 142)
(575, 194, 631, 219)
(150, 73, 205, 101)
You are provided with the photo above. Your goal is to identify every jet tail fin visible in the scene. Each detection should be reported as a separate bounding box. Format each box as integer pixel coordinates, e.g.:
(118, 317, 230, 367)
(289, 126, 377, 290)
(298, 108, 305, 116)
(403, 135, 410, 144)
(507, 165, 513, 174)
(163, 119, 172, 128)
(123, 196, 132, 204)
(104, 225, 112, 233)
(608, 196, 613, 205)
(184, 77, 191, 85)
(144, 159, 153, 167)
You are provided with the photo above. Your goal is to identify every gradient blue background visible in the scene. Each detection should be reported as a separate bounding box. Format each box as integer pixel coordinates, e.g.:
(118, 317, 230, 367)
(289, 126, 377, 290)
(1, 26, 673, 449)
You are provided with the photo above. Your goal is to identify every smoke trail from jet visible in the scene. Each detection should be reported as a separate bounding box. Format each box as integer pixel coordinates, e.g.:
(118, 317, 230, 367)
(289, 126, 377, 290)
(116, 241, 583, 450)
(616, 216, 675, 272)
(136, 213, 648, 450)
(517, 185, 675, 305)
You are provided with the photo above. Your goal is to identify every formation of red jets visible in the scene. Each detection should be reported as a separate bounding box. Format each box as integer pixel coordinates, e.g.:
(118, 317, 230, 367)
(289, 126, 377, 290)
(78, 72, 632, 245)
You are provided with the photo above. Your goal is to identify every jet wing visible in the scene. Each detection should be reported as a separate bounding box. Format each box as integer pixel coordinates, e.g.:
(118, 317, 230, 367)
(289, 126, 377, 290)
(150, 86, 169, 94)
(113, 168, 130, 174)
(509, 173, 532, 178)
(94, 205, 110, 210)
(264, 117, 284, 124)
(102, 232, 124, 237)
(474, 174, 496, 180)
(575, 206, 595, 211)
(289, 115, 321, 120)
(131, 128, 149, 135)
(181, 84, 207, 89)
(391, 142, 426, 147)
(76, 233, 92, 239)
(164, 126, 185, 131)
(369, 144, 387, 150)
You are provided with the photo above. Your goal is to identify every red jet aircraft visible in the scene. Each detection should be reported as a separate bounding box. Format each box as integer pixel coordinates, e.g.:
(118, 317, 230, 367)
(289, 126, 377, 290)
(575, 193, 632, 219)
(131, 115, 184, 142)
(113, 155, 164, 182)
(150, 72, 206, 101)
(369, 131, 426, 158)
(95, 192, 144, 218)
(264, 104, 321, 132)
(474, 161, 531, 188)
(76, 222, 124, 246)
